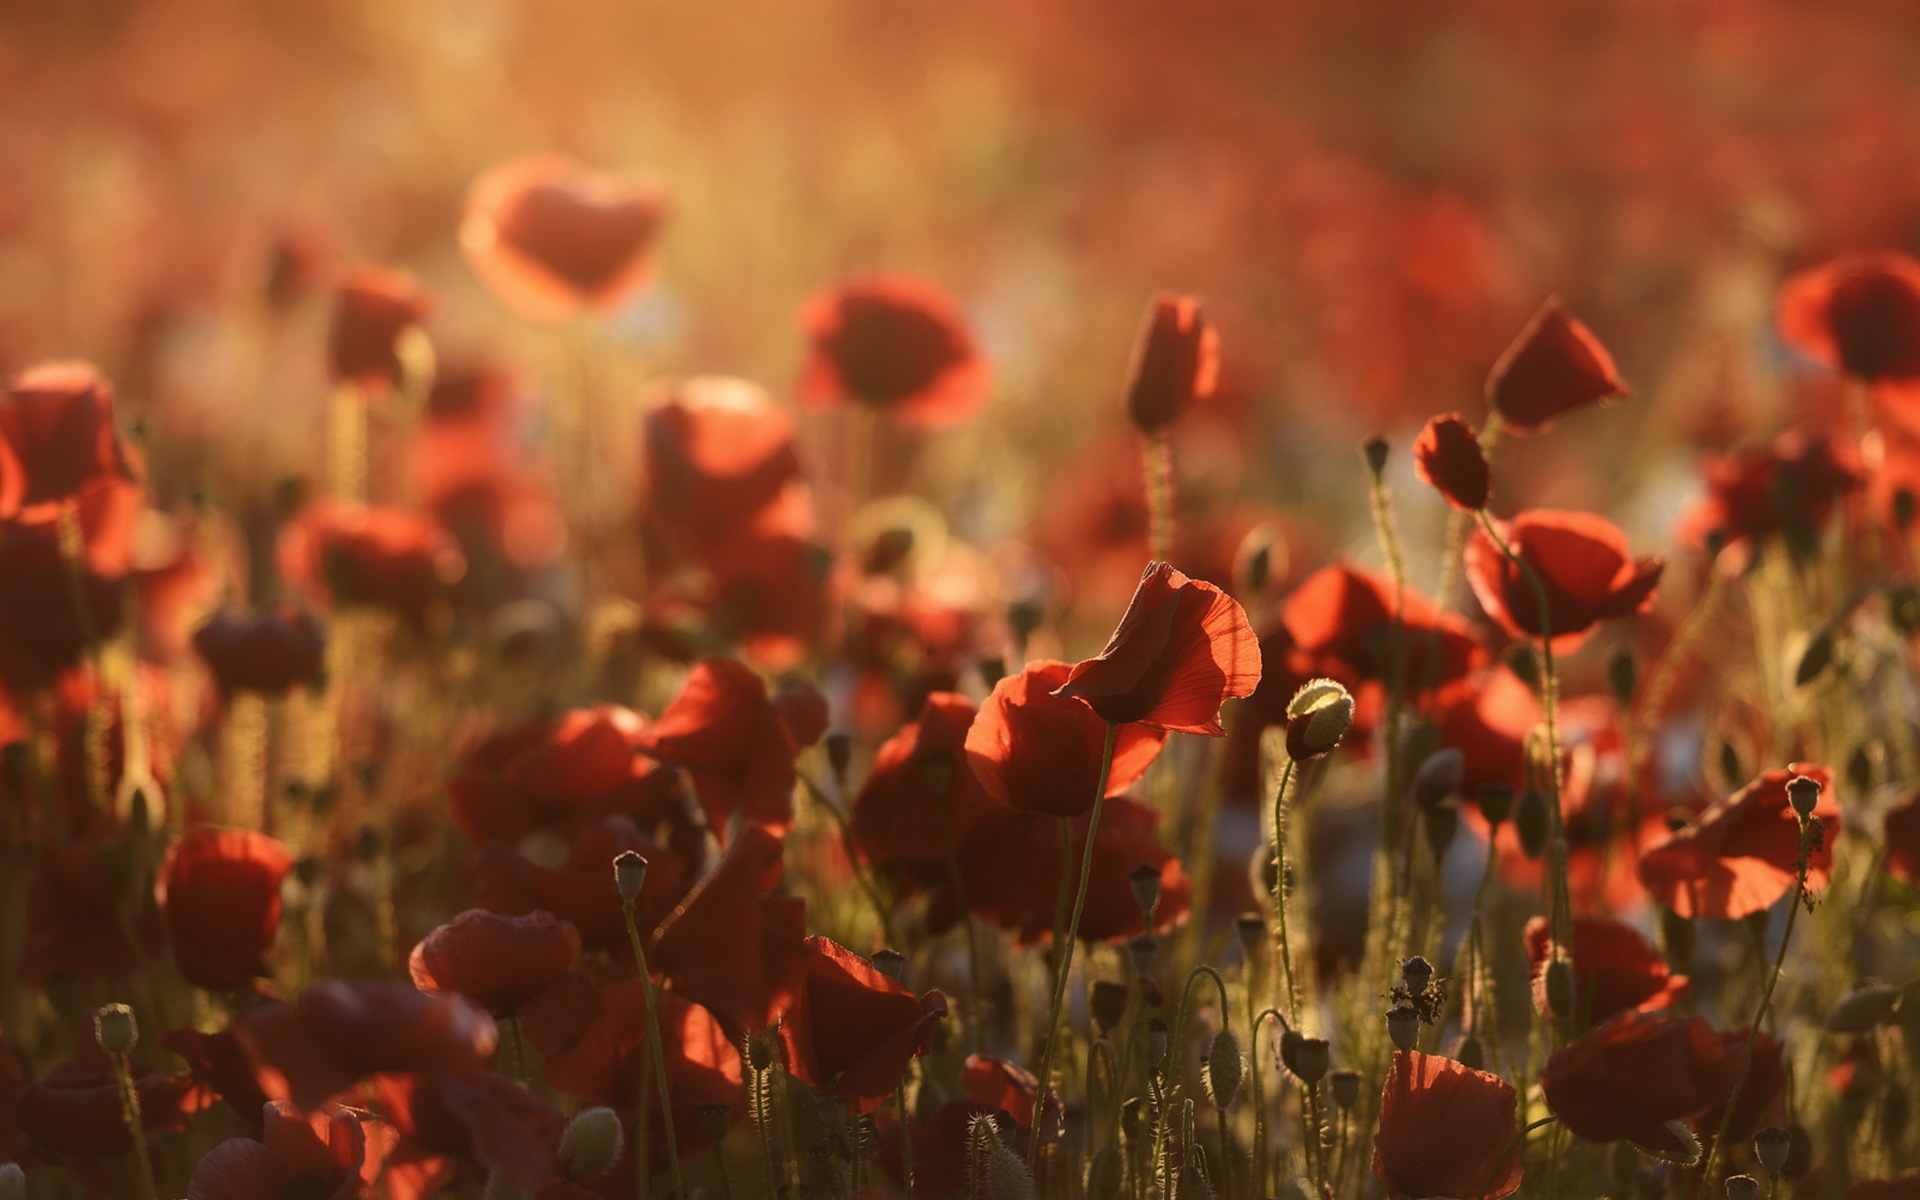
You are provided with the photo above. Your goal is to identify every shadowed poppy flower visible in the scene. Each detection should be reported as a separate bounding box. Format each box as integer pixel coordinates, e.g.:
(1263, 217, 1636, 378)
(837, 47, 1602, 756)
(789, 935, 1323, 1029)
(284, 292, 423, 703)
(0, 513, 129, 694)
(2, 360, 139, 514)
(372, 1068, 561, 1192)
(1437, 667, 1540, 797)
(157, 828, 295, 992)
(1373, 1051, 1522, 1200)
(1886, 788, 1920, 886)
(188, 1101, 387, 1200)
(14, 1028, 208, 1162)
(696, 530, 832, 667)
(473, 815, 690, 953)
(642, 659, 826, 839)
(163, 1026, 270, 1125)
(192, 605, 327, 694)
(1676, 431, 1859, 554)
(778, 937, 947, 1112)
(22, 840, 162, 984)
(1053, 561, 1261, 735)
(279, 501, 465, 629)
(643, 376, 810, 552)
(1539, 1011, 1747, 1155)
(1281, 563, 1484, 697)
(1465, 510, 1662, 651)
(329, 267, 434, 392)
(1699, 1028, 1784, 1146)
(1126, 294, 1219, 434)
(1778, 253, 1920, 383)
(448, 706, 687, 847)
(851, 692, 997, 873)
(797, 276, 991, 428)
(1487, 299, 1627, 434)
(1413, 413, 1491, 511)
(461, 156, 668, 323)
(1524, 916, 1688, 1026)
(408, 909, 582, 1017)
(1636, 765, 1839, 921)
(964, 660, 1167, 818)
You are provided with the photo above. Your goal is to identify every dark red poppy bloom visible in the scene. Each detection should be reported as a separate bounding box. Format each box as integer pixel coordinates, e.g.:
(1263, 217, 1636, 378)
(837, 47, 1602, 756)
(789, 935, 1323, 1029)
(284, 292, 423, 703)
(1486, 298, 1627, 434)
(191, 605, 327, 694)
(777, 937, 947, 1113)
(1885, 788, 1920, 886)
(448, 705, 686, 847)
(1539, 1011, 1747, 1154)
(408, 909, 582, 1016)
(964, 660, 1166, 818)
(328, 267, 435, 392)
(851, 692, 997, 873)
(1373, 1051, 1522, 1200)
(461, 156, 668, 323)
(2, 360, 139, 515)
(642, 376, 809, 555)
(642, 659, 826, 839)
(961, 1054, 1060, 1142)
(162, 1025, 270, 1125)
(1281, 563, 1484, 697)
(188, 1101, 385, 1200)
(371, 1067, 561, 1192)
(1126, 294, 1219, 434)
(1677, 430, 1860, 554)
(1777, 253, 1920, 383)
(1465, 509, 1662, 651)
(1437, 667, 1540, 798)
(1053, 561, 1261, 735)
(1523, 916, 1688, 1027)
(14, 1031, 208, 1163)
(157, 828, 295, 992)
(22, 840, 161, 984)
(1637, 764, 1839, 921)
(473, 815, 690, 953)
(1413, 413, 1491, 511)
(0, 512, 129, 694)
(797, 275, 991, 428)
(279, 501, 465, 629)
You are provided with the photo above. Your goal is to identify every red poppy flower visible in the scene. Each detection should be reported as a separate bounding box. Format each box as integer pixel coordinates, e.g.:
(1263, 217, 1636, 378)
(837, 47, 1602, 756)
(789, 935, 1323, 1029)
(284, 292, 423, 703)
(461, 156, 668, 322)
(797, 275, 991, 428)
(1281, 563, 1484, 697)
(1373, 1051, 1522, 1200)
(279, 501, 465, 628)
(448, 706, 686, 847)
(1465, 510, 1662, 651)
(1437, 667, 1540, 797)
(1677, 431, 1860, 553)
(408, 909, 582, 1017)
(0, 513, 128, 694)
(162, 1025, 270, 1124)
(14, 1029, 208, 1162)
(188, 1101, 387, 1200)
(371, 1068, 561, 1192)
(2, 360, 139, 515)
(191, 605, 327, 695)
(694, 529, 832, 667)
(1523, 916, 1688, 1027)
(1885, 788, 1920, 886)
(1053, 561, 1261, 735)
(964, 660, 1167, 818)
(1486, 298, 1628, 434)
(851, 692, 997, 873)
(642, 659, 825, 839)
(473, 815, 690, 953)
(1637, 765, 1840, 921)
(777, 937, 947, 1113)
(1777, 253, 1920, 383)
(329, 267, 434, 392)
(642, 376, 809, 555)
(22, 840, 161, 984)
(961, 1054, 1059, 1141)
(1539, 1011, 1747, 1154)
(157, 828, 295, 992)
(1126, 294, 1219, 434)
(1413, 413, 1491, 511)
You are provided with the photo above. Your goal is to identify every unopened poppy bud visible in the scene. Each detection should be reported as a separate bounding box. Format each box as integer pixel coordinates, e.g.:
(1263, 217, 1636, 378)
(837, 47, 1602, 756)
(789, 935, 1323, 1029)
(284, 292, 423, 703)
(1544, 958, 1575, 1022)
(613, 851, 648, 904)
(0, 1163, 21, 1200)
(1605, 647, 1637, 705)
(1237, 529, 1277, 597)
(1826, 980, 1900, 1033)
(1793, 629, 1834, 688)
(560, 1106, 625, 1181)
(869, 949, 906, 981)
(698, 1102, 732, 1147)
(1455, 1034, 1485, 1072)
(1400, 956, 1435, 996)
(1515, 786, 1550, 859)
(1129, 864, 1162, 921)
(1477, 783, 1514, 827)
(94, 1003, 137, 1056)
(1787, 775, 1822, 821)
(989, 1144, 1034, 1200)
(1386, 1005, 1419, 1051)
(1085, 1147, 1124, 1200)
(1328, 1069, 1362, 1111)
(1234, 913, 1264, 958)
(1424, 805, 1459, 860)
(825, 732, 854, 779)
(1362, 436, 1389, 478)
(1279, 1027, 1303, 1075)
(1753, 1127, 1792, 1179)
(1285, 690, 1355, 761)
(1144, 1019, 1169, 1069)
(1289, 1037, 1330, 1086)
(1285, 678, 1347, 720)
(1091, 981, 1129, 1035)
(1204, 1030, 1243, 1108)
(1725, 1176, 1759, 1200)
(1128, 934, 1159, 975)
(1410, 748, 1463, 810)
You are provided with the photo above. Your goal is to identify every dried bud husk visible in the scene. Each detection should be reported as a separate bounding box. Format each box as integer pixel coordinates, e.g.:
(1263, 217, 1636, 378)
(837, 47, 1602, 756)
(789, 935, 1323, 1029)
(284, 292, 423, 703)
(1289, 1037, 1330, 1086)
(989, 1142, 1035, 1200)
(1787, 775, 1822, 821)
(1130, 864, 1163, 922)
(1752, 1127, 1791, 1180)
(1086, 1147, 1124, 1200)
(561, 1107, 625, 1181)
(1725, 1176, 1760, 1200)
(1204, 1030, 1243, 1108)
(1515, 786, 1550, 859)
(1328, 1069, 1362, 1111)
(94, 1004, 137, 1056)
(1400, 956, 1435, 995)
(1608, 648, 1637, 705)
(1793, 628, 1835, 688)
(869, 949, 906, 981)
(699, 1102, 733, 1147)
(1826, 980, 1900, 1033)
(1477, 783, 1514, 827)
(1411, 748, 1464, 810)
(1091, 981, 1130, 1036)
(613, 851, 649, 904)
(1386, 1005, 1419, 1052)
(1544, 957, 1575, 1022)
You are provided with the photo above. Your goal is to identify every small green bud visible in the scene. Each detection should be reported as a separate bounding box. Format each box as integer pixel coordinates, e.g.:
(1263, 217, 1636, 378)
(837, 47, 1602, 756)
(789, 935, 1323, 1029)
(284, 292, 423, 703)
(560, 1106, 625, 1181)
(94, 1003, 137, 1056)
(613, 851, 648, 904)
(1753, 1126, 1791, 1179)
(1204, 1030, 1243, 1108)
(1386, 1005, 1419, 1051)
(1328, 1069, 1362, 1111)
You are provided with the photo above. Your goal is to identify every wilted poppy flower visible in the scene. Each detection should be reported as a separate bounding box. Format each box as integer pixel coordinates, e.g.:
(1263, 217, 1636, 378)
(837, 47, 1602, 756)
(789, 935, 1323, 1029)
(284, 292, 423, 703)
(1126, 294, 1219, 434)
(408, 909, 582, 1017)
(461, 156, 668, 322)
(642, 659, 826, 839)
(1676, 431, 1860, 555)
(1886, 788, 1920, 886)
(329, 267, 434, 392)
(14, 1030, 207, 1162)
(851, 692, 997, 873)
(1053, 561, 1261, 735)
(1373, 1051, 1522, 1200)
(1413, 413, 1491, 511)
(1539, 1011, 1747, 1155)
(448, 705, 686, 847)
(1465, 510, 1662, 651)
(1486, 299, 1628, 434)
(1637, 765, 1839, 921)
(642, 376, 809, 554)
(1281, 563, 1484, 697)
(797, 275, 991, 428)
(777, 937, 947, 1112)
(1523, 916, 1688, 1026)
(473, 815, 690, 953)
(2, 360, 139, 514)
(279, 501, 465, 629)
(188, 1101, 386, 1200)
(192, 605, 327, 695)
(157, 828, 295, 992)
(964, 660, 1167, 818)
(1778, 253, 1920, 383)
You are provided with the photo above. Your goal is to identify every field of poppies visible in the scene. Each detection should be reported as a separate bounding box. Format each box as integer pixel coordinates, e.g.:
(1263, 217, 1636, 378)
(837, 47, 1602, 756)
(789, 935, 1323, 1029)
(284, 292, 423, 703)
(6, 2, 1920, 1199)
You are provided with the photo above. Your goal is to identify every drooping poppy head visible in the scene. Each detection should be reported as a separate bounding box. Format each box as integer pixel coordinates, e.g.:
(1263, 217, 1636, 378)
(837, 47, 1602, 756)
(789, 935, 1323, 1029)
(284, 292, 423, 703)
(797, 275, 991, 428)
(776, 937, 947, 1113)
(2, 359, 139, 515)
(157, 828, 295, 993)
(408, 908, 582, 1017)
(1413, 413, 1491, 511)
(1125, 294, 1219, 434)
(643, 659, 826, 839)
(1465, 509, 1662, 651)
(1053, 561, 1261, 734)
(964, 659, 1167, 818)
(1373, 1051, 1522, 1200)
(187, 1101, 385, 1200)
(1636, 764, 1839, 921)
(1539, 1011, 1747, 1156)
(461, 156, 668, 322)
(1523, 915, 1688, 1028)
(1486, 299, 1627, 434)
(1777, 252, 1920, 383)
(328, 266, 434, 392)
(191, 605, 327, 695)
(1676, 430, 1860, 556)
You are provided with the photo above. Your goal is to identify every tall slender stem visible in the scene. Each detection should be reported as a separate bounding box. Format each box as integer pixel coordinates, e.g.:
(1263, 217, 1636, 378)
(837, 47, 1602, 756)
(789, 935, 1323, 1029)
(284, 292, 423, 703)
(622, 906, 688, 1200)
(1145, 434, 1175, 564)
(1268, 758, 1302, 1025)
(110, 1048, 161, 1200)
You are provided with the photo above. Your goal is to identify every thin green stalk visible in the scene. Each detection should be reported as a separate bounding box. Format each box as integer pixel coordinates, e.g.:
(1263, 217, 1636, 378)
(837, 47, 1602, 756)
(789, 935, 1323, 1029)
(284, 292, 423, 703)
(1268, 758, 1302, 1025)
(1477, 1115, 1555, 1200)
(622, 907, 688, 1200)
(938, 787, 985, 1055)
(1249, 1008, 1284, 1199)
(895, 1082, 917, 1199)
(110, 1047, 161, 1200)
(1145, 433, 1175, 564)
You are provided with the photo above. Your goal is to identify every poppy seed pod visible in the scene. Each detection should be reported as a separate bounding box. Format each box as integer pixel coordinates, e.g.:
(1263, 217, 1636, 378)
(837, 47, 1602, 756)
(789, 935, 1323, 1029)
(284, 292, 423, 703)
(1753, 1126, 1792, 1179)
(560, 1106, 625, 1181)
(1130, 863, 1163, 921)
(1128, 934, 1159, 975)
(1204, 1030, 1243, 1108)
(1787, 774, 1822, 820)
(1424, 806, 1459, 860)
(869, 949, 907, 981)
(1386, 1005, 1420, 1051)
(1091, 981, 1129, 1035)
(1235, 913, 1264, 957)
(1290, 1037, 1330, 1086)
(1455, 1034, 1485, 1072)
(1477, 783, 1514, 827)
(1362, 436, 1390, 478)
(1401, 956, 1435, 996)
(1329, 1069, 1362, 1111)
(94, 1004, 137, 1056)
(612, 850, 648, 904)
(1725, 1176, 1760, 1200)
(1825, 980, 1900, 1033)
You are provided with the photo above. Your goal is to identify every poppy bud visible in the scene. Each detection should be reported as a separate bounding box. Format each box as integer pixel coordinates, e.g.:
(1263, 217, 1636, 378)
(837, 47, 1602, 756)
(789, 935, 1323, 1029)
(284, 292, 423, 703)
(1515, 786, 1550, 859)
(1235, 913, 1264, 958)
(989, 1143, 1035, 1200)
(1279, 1027, 1303, 1075)
(1455, 1034, 1485, 1072)
(1204, 1030, 1243, 1108)
(1129, 863, 1162, 921)
(1654, 1120, 1702, 1167)
(1125, 294, 1218, 434)
(94, 1003, 137, 1056)
(698, 1103, 732, 1147)
(1752, 1127, 1791, 1179)
(869, 949, 906, 981)
(1412, 414, 1491, 510)
(1289, 1037, 1330, 1086)
(1544, 957, 1576, 1022)
(613, 850, 648, 904)
(1085, 1147, 1124, 1200)
(1608, 648, 1637, 704)
(1825, 980, 1900, 1032)
(561, 1106, 625, 1181)
(1285, 688, 1354, 761)
(1362, 435, 1389, 478)
(1424, 806, 1459, 861)
(1386, 1005, 1419, 1051)
(1128, 934, 1159, 975)
(1328, 1069, 1362, 1111)
(1725, 1177, 1759, 1200)
(1410, 748, 1464, 810)
(826, 732, 854, 779)
(1091, 981, 1129, 1035)
(1793, 629, 1834, 688)
(1236, 528, 1278, 597)
(0, 1164, 20, 1200)
(1144, 1019, 1169, 1069)
(1400, 956, 1435, 996)
(1787, 775, 1822, 821)
(1848, 743, 1877, 797)
(1286, 678, 1346, 720)
(1477, 783, 1514, 827)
